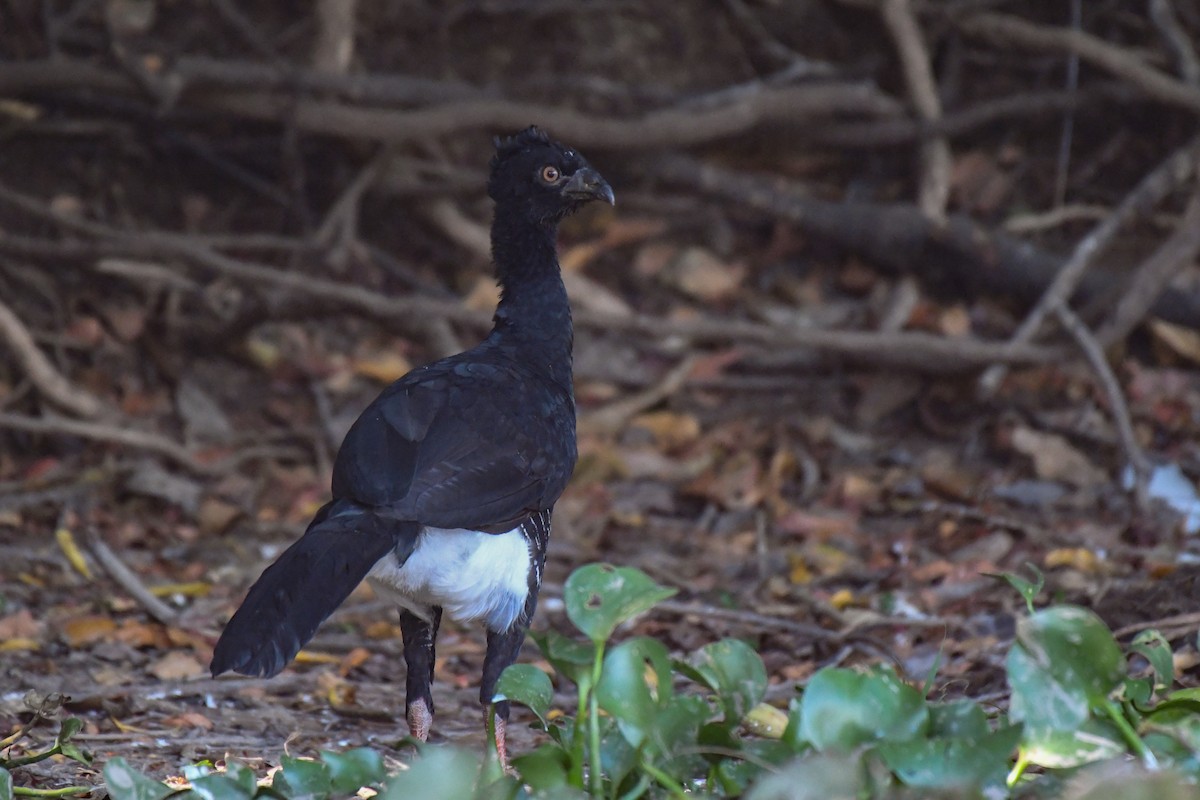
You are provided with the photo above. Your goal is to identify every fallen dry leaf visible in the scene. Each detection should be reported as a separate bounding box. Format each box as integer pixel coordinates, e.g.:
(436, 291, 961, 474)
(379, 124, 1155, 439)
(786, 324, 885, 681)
(0, 608, 41, 639)
(60, 615, 117, 646)
(148, 651, 205, 680)
(161, 711, 214, 730)
(1011, 425, 1108, 487)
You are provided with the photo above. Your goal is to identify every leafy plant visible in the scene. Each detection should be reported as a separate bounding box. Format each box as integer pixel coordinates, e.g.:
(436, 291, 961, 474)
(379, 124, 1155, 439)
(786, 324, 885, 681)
(82, 563, 1200, 799)
(1, 696, 92, 799)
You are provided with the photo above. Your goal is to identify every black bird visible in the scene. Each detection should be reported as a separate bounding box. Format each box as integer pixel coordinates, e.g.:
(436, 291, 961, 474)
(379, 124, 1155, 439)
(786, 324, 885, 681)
(210, 127, 613, 763)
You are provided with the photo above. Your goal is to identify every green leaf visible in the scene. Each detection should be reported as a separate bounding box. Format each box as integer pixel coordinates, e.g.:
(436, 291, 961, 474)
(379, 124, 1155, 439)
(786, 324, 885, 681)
(680, 639, 767, 725)
(928, 701, 989, 739)
(103, 757, 176, 800)
(563, 564, 676, 644)
(221, 761, 257, 796)
(991, 562, 1044, 613)
(378, 746, 480, 800)
(56, 718, 83, 743)
(1008, 606, 1124, 734)
(799, 667, 929, 751)
(494, 664, 554, 726)
(321, 748, 385, 794)
(1130, 629, 1174, 691)
(878, 723, 1021, 792)
(0, 768, 12, 800)
(595, 636, 675, 746)
(1153, 687, 1200, 716)
(1020, 717, 1125, 769)
(745, 752, 872, 800)
(275, 757, 331, 800)
(528, 629, 594, 686)
(188, 774, 255, 800)
(511, 744, 571, 791)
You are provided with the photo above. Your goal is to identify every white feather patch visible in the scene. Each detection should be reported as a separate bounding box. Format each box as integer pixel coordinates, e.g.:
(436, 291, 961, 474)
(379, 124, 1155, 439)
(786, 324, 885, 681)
(367, 526, 531, 632)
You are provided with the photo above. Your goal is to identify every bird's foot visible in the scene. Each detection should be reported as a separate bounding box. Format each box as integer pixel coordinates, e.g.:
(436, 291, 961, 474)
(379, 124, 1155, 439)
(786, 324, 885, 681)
(488, 710, 516, 776)
(407, 698, 432, 742)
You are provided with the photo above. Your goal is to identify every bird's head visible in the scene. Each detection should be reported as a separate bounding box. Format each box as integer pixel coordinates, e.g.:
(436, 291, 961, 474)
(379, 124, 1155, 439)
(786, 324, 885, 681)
(488, 126, 614, 225)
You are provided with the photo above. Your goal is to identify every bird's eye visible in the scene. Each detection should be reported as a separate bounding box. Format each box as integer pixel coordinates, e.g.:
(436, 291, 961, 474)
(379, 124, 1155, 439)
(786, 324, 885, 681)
(540, 165, 561, 183)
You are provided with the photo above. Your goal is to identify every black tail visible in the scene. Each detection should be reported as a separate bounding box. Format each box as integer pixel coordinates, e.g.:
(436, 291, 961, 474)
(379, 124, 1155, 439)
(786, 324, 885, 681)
(211, 503, 417, 678)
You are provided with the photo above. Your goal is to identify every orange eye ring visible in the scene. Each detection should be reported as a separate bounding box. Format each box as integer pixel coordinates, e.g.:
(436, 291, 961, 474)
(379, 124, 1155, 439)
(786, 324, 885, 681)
(540, 165, 560, 183)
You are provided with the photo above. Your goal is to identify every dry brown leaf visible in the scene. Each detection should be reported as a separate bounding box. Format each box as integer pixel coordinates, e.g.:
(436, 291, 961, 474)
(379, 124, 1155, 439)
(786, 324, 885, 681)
(148, 651, 205, 680)
(630, 411, 701, 451)
(115, 621, 170, 649)
(162, 711, 214, 730)
(1150, 319, 1200, 365)
(197, 497, 242, 535)
(1044, 547, 1102, 573)
(662, 247, 744, 302)
(0, 609, 41, 639)
(338, 646, 372, 676)
(1011, 425, 1107, 487)
(60, 615, 117, 646)
(353, 352, 413, 384)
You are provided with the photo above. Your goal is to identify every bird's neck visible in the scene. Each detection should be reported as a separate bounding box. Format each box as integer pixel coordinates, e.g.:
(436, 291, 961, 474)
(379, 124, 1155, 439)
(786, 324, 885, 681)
(489, 209, 574, 386)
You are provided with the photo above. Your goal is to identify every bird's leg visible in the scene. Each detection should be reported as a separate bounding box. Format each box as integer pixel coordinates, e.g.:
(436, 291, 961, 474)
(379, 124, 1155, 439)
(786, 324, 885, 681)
(481, 625, 527, 772)
(400, 607, 442, 741)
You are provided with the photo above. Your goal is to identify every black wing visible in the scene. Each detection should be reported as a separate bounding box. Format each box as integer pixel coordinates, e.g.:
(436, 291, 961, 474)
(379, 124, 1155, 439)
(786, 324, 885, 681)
(331, 356, 576, 532)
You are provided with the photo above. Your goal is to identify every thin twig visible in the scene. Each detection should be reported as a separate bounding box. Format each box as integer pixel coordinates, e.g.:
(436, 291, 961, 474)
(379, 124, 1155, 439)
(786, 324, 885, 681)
(956, 11, 1200, 115)
(86, 532, 179, 625)
(881, 0, 952, 220)
(1149, 0, 1200, 87)
(0, 295, 105, 419)
(1053, 304, 1150, 501)
(580, 356, 699, 435)
(1097, 182, 1200, 346)
(977, 135, 1200, 396)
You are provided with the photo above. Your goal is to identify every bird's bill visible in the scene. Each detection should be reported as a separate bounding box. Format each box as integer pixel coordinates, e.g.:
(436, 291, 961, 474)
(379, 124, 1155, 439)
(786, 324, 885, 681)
(562, 168, 615, 205)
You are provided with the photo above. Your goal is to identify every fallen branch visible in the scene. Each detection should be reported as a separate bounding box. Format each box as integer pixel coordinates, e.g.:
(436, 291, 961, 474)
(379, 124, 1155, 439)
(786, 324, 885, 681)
(651, 155, 1200, 336)
(0, 57, 901, 149)
(87, 532, 179, 625)
(978, 134, 1200, 394)
(956, 11, 1200, 116)
(0, 295, 106, 419)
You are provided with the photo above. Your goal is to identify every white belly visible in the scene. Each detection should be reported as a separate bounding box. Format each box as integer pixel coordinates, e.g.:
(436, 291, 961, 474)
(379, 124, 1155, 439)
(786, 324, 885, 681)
(367, 526, 531, 632)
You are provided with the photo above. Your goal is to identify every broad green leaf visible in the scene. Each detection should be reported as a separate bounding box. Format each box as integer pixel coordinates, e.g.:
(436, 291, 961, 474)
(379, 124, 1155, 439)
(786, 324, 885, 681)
(0, 768, 11, 800)
(528, 629, 594, 685)
(599, 718, 638, 791)
(878, 723, 1021, 792)
(1130, 629, 1174, 691)
(510, 744, 570, 791)
(379, 746, 480, 800)
(799, 667, 929, 751)
(680, 639, 767, 725)
(188, 774, 255, 800)
(745, 752, 872, 800)
(321, 748, 385, 794)
(564, 564, 676, 644)
(596, 636, 674, 746)
(1065, 766, 1200, 800)
(1153, 687, 1200, 715)
(643, 695, 711, 779)
(991, 563, 1044, 613)
(57, 717, 83, 742)
(275, 756, 331, 800)
(928, 701, 989, 739)
(1021, 717, 1125, 769)
(1008, 606, 1124, 734)
(103, 757, 176, 800)
(712, 740, 793, 796)
(221, 761, 257, 795)
(494, 664, 554, 726)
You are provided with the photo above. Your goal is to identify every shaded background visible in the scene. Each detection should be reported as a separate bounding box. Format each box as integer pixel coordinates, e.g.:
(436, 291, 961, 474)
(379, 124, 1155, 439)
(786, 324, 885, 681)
(2, 0, 1200, 785)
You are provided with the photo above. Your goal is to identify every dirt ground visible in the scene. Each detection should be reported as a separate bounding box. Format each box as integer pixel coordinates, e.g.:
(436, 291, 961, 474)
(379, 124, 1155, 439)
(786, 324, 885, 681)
(4, 0, 1200, 791)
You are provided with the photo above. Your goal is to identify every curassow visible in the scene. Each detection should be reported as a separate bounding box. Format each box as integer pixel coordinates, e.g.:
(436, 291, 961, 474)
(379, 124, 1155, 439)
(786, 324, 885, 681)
(210, 127, 613, 762)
